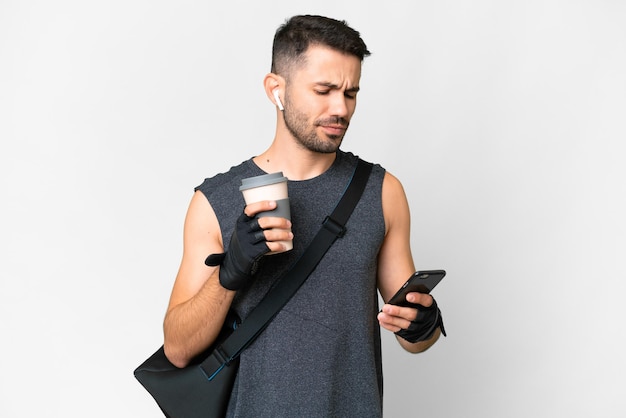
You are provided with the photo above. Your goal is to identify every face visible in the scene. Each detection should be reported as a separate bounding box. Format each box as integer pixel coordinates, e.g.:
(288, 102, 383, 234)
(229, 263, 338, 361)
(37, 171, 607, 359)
(281, 45, 362, 154)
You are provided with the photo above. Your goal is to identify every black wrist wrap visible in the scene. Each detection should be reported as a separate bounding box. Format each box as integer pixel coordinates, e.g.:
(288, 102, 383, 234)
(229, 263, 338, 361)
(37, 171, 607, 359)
(395, 298, 447, 343)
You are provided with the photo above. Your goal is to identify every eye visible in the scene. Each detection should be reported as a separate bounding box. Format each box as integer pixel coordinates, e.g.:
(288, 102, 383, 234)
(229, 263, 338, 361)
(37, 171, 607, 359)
(315, 90, 330, 95)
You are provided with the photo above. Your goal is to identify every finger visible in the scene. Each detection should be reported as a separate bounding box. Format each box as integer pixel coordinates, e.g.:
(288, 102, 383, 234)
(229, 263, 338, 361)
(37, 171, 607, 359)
(244, 200, 277, 217)
(378, 320, 401, 333)
(265, 240, 291, 253)
(382, 304, 418, 322)
(252, 230, 266, 244)
(377, 311, 409, 332)
(262, 228, 293, 243)
(406, 292, 434, 307)
(248, 218, 262, 232)
(257, 216, 292, 230)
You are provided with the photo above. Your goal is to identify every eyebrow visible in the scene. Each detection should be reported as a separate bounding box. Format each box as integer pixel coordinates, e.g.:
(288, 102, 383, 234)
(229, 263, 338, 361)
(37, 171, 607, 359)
(315, 82, 360, 93)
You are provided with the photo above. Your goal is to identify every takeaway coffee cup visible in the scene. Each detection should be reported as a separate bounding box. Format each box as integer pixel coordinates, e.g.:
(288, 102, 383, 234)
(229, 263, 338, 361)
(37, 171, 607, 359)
(239, 172, 292, 251)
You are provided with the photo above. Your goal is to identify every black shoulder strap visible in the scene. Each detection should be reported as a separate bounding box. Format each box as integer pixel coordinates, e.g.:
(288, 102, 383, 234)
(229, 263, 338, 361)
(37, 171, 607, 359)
(202, 158, 373, 373)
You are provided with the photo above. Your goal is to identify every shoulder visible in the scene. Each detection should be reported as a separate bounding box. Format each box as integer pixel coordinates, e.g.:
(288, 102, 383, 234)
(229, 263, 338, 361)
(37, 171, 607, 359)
(382, 171, 406, 198)
(194, 160, 260, 201)
(337, 150, 386, 184)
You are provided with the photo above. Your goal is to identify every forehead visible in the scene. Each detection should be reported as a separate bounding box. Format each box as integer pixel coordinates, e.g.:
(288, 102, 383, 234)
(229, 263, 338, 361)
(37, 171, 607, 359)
(291, 45, 362, 88)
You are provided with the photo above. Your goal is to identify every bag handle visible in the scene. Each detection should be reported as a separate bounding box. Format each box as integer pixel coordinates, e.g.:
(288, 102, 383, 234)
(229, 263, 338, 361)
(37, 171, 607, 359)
(201, 158, 373, 377)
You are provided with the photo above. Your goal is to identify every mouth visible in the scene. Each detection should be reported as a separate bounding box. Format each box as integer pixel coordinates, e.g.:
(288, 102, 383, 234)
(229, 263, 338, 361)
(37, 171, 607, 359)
(315, 116, 349, 138)
(320, 124, 347, 136)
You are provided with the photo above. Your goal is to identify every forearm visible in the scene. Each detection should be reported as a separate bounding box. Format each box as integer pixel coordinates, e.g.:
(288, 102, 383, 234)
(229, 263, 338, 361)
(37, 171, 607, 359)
(163, 270, 235, 368)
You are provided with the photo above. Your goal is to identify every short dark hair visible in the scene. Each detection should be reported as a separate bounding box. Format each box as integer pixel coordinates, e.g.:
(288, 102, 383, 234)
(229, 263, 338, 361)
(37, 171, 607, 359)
(271, 15, 371, 77)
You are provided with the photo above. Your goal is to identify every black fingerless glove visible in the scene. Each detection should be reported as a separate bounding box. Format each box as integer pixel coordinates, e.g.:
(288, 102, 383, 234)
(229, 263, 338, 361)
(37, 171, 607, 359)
(204, 211, 270, 291)
(395, 298, 447, 343)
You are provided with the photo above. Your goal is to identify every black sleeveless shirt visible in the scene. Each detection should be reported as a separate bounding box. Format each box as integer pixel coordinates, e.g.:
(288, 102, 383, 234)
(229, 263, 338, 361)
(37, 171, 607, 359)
(195, 151, 387, 417)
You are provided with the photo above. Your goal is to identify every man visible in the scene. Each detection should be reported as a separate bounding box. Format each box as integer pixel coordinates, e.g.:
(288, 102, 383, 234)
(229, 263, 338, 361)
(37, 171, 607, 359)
(163, 15, 445, 417)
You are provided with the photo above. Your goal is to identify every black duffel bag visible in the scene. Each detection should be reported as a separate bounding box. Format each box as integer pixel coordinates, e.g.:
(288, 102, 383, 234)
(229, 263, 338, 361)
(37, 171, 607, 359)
(134, 311, 240, 418)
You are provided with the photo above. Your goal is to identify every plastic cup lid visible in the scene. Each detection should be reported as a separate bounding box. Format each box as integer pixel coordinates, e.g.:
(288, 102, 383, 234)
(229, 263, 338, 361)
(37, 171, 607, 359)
(239, 172, 288, 191)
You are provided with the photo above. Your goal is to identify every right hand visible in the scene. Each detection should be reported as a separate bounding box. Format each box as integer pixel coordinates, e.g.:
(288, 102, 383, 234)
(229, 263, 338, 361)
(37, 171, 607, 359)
(205, 201, 292, 290)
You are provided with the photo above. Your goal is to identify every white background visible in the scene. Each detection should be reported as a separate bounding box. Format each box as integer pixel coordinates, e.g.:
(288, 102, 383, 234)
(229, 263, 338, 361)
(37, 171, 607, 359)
(1, 1, 625, 417)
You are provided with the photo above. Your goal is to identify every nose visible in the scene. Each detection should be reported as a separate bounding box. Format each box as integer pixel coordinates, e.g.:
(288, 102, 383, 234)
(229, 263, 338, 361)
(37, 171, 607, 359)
(329, 92, 350, 118)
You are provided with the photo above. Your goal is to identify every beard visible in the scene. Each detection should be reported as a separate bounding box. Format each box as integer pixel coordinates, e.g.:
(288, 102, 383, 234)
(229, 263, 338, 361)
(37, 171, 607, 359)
(282, 96, 349, 154)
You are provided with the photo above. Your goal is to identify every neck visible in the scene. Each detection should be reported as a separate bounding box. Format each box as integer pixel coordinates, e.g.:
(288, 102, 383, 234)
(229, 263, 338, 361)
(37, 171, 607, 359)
(254, 140, 337, 181)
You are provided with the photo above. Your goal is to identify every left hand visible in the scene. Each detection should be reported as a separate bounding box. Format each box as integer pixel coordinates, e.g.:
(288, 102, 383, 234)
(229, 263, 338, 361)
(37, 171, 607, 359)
(377, 292, 434, 333)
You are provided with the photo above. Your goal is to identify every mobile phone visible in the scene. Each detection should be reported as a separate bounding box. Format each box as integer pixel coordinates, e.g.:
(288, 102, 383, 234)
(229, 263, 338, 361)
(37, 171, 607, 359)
(387, 270, 446, 307)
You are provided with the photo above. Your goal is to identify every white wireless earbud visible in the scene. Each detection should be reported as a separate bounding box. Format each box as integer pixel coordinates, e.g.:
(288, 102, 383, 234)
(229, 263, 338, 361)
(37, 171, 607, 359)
(273, 89, 284, 111)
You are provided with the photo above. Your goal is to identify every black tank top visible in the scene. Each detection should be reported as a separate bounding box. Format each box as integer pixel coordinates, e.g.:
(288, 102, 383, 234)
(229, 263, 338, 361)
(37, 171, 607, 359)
(195, 150, 387, 417)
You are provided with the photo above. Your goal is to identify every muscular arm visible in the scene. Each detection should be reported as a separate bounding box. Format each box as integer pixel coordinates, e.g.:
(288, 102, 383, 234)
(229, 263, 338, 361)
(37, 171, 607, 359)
(376, 172, 441, 354)
(163, 191, 292, 368)
(163, 191, 234, 368)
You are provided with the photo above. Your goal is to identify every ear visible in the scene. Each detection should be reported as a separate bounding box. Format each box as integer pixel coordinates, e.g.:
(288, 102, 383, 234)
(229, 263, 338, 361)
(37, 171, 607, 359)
(264, 73, 285, 110)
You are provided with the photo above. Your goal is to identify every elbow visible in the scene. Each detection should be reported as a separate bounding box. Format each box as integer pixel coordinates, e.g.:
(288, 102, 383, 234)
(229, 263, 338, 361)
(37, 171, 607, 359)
(163, 342, 191, 369)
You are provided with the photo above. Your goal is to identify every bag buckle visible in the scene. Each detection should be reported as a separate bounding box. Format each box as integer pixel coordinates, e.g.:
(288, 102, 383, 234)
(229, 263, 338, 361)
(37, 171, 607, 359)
(201, 346, 232, 381)
(322, 216, 346, 237)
